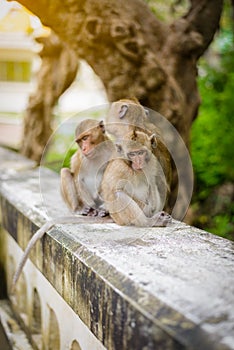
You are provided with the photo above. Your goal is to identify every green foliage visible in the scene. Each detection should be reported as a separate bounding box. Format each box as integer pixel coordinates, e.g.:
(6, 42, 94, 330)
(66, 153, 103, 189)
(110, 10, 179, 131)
(41, 125, 77, 172)
(191, 56, 234, 189)
(209, 214, 234, 240)
(62, 147, 77, 168)
(191, 4, 234, 239)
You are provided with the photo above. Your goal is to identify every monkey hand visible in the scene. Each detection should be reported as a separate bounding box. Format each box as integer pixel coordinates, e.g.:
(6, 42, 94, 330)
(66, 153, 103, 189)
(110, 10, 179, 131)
(81, 206, 109, 217)
(151, 211, 172, 227)
(97, 209, 109, 217)
(81, 206, 94, 216)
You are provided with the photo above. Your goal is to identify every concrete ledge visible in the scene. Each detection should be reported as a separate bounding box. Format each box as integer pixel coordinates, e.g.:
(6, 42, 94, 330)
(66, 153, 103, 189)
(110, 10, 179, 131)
(0, 147, 234, 350)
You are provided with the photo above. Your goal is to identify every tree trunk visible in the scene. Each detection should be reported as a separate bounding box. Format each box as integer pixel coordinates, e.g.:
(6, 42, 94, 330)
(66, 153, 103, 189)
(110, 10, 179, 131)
(21, 32, 78, 162)
(16, 0, 223, 145)
(14, 0, 223, 217)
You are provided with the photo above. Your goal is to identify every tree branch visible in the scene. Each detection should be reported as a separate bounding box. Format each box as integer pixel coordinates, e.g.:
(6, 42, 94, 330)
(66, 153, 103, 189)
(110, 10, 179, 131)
(184, 0, 224, 56)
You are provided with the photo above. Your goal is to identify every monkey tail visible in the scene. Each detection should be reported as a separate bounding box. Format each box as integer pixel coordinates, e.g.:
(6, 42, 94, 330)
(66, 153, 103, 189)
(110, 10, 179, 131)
(10, 216, 81, 294)
(10, 220, 54, 293)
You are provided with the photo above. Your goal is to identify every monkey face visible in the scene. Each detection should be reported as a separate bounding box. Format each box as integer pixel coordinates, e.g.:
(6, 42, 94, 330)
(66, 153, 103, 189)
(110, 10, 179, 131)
(117, 139, 152, 171)
(116, 129, 156, 170)
(75, 120, 106, 157)
(77, 134, 95, 157)
(127, 149, 150, 170)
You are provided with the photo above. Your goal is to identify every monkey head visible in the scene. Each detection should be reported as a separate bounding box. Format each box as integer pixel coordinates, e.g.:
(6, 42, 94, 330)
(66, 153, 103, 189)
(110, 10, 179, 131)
(75, 119, 106, 157)
(106, 98, 149, 138)
(117, 130, 157, 171)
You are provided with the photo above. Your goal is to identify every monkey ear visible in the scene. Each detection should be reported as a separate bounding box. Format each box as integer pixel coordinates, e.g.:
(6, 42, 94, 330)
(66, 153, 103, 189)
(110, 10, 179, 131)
(115, 143, 123, 154)
(150, 134, 157, 149)
(144, 108, 149, 117)
(99, 120, 105, 133)
(119, 104, 128, 119)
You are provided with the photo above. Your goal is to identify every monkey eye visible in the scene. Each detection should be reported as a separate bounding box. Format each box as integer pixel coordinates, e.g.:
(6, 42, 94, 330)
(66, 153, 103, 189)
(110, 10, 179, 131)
(137, 150, 145, 156)
(127, 152, 136, 158)
(82, 135, 89, 141)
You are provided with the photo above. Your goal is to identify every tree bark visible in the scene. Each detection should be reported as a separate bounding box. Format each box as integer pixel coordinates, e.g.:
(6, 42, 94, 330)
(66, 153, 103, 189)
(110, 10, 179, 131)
(16, 0, 223, 146)
(14, 0, 223, 217)
(21, 32, 78, 162)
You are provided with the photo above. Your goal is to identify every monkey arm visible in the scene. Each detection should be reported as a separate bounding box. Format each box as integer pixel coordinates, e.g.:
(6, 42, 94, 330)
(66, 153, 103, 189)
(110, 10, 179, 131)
(70, 149, 82, 174)
(101, 158, 171, 227)
(78, 180, 96, 208)
(101, 160, 147, 226)
(114, 191, 171, 227)
(113, 190, 153, 227)
(60, 168, 81, 211)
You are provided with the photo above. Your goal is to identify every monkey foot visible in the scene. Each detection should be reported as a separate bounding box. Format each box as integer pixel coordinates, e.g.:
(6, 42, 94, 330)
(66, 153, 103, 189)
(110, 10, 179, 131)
(152, 211, 172, 227)
(98, 209, 109, 217)
(81, 207, 109, 217)
(81, 206, 94, 216)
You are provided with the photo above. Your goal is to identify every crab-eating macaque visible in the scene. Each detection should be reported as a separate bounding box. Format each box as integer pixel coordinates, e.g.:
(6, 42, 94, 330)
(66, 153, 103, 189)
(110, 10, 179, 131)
(11, 120, 115, 292)
(105, 98, 172, 206)
(101, 130, 172, 227)
(61, 119, 115, 217)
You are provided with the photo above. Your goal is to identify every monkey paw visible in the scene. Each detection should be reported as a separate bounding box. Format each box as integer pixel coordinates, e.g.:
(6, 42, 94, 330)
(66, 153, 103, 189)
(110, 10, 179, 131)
(98, 209, 109, 217)
(89, 209, 99, 216)
(81, 207, 101, 217)
(152, 211, 172, 227)
(81, 206, 94, 216)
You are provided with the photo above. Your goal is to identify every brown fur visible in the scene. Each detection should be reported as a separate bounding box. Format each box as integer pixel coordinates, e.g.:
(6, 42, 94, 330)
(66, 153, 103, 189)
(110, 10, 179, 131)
(61, 119, 114, 214)
(106, 98, 172, 202)
(101, 130, 171, 227)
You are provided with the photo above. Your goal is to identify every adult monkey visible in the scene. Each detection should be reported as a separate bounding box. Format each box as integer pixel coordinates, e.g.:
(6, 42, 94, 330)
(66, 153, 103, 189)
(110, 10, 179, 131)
(106, 98, 172, 207)
(12, 119, 114, 291)
(101, 129, 172, 227)
(61, 118, 115, 216)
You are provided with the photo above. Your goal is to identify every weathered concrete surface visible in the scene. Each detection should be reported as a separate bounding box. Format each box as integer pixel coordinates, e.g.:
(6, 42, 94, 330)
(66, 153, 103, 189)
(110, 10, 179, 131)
(0, 146, 234, 350)
(0, 147, 36, 174)
(0, 121, 23, 150)
(0, 300, 33, 350)
(0, 316, 13, 350)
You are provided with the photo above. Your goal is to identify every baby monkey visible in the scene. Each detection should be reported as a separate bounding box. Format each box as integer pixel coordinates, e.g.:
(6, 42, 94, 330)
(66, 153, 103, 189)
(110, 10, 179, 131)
(106, 98, 172, 205)
(101, 130, 172, 227)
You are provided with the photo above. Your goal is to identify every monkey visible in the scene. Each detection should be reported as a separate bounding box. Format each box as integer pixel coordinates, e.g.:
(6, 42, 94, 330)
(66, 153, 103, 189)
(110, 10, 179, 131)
(61, 119, 115, 217)
(105, 98, 172, 206)
(11, 113, 171, 290)
(11, 119, 115, 291)
(101, 129, 172, 227)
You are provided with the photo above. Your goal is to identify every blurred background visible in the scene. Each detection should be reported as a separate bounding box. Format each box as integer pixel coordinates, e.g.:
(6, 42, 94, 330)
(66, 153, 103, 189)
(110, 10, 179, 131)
(0, 0, 233, 239)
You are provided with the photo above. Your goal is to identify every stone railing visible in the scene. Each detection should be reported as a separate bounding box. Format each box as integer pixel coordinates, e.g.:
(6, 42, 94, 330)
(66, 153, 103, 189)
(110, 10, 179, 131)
(0, 146, 234, 350)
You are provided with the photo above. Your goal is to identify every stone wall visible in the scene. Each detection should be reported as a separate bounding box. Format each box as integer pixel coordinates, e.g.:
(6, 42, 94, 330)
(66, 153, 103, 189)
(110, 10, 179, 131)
(0, 146, 234, 350)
